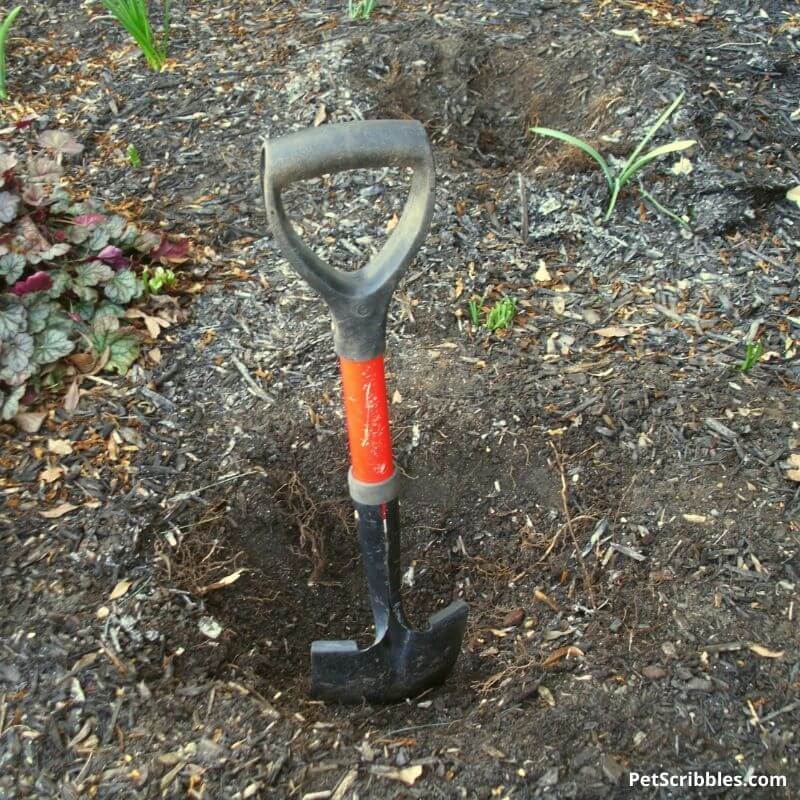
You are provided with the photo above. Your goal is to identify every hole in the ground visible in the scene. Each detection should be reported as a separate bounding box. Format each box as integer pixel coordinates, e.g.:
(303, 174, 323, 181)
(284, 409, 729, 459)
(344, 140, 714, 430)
(280, 167, 412, 273)
(353, 33, 631, 169)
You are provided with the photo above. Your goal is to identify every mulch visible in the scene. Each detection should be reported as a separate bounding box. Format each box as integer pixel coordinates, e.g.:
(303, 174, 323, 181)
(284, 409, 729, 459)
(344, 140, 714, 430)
(1, 1, 799, 798)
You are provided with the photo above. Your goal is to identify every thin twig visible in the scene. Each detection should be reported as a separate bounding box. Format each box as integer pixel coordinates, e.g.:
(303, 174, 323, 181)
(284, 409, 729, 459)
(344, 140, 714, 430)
(548, 441, 596, 608)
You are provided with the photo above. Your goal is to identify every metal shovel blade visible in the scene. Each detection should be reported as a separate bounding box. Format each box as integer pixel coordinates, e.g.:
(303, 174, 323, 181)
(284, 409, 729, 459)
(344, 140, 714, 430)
(311, 600, 468, 704)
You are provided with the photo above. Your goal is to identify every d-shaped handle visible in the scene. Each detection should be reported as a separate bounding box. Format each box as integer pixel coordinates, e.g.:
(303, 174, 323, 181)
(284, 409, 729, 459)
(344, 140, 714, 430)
(261, 120, 435, 360)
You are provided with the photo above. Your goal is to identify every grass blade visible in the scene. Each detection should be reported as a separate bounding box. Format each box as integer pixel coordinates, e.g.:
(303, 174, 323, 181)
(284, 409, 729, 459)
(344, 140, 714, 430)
(102, 0, 166, 71)
(638, 186, 691, 228)
(620, 92, 685, 178)
(530, 127, 614, 189)
(620, 140, 696, 184)
(0, 6, 22, 101)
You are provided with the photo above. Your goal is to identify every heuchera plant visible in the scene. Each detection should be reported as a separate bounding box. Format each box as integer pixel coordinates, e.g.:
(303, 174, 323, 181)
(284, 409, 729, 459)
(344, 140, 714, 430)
(0, 127, 188, 421)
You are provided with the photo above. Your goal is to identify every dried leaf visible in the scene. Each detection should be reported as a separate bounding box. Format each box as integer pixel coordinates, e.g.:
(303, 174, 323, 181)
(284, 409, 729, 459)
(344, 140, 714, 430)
(196, 569, 245, 595)
(379, 765, 423, 786)
(68, 351, 98, 374)
(538, 685, 556, 706)
(15, 411, 47, 433)
(199, 617, 223, 639)
(594, 326, 630, 338)
(611, 27, 642, 44)
(682, 513, 707, 524)
(534, 589, 559, 611)
(313, 103, 327, 127)
(552, 296, 566, 315)
(541, 645, 584, 668)
(671, 156, 693, 175)
(48, 438, 73, 455)
(534, 260, 551, 282)
(786, 185, 800, 209)
(39, 466, 63, 483)
(748, 644, 784, 659)
(64, 379, 80, 412)
(109, 579, 132, 600)
(41, 502, 78, 518)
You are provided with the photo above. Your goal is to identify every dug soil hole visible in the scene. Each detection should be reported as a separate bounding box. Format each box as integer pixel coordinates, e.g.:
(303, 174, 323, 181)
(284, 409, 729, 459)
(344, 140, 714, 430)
(353, 31, 631, 168)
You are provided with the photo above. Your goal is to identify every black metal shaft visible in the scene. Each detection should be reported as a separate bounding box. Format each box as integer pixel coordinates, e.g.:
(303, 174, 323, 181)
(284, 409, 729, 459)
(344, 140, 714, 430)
(354, 499, 408, 641)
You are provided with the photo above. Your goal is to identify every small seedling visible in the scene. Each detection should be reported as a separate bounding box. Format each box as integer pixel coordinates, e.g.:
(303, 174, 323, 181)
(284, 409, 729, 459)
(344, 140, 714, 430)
(348, 0, 376, 20)
(738, 340, 764, 373)
(127, 143, 141, 167)
(141, 265, 176, 294)
(531, 93, 695, 222)
(485, 297, 516, 332)
(101, 0, 171, 72)
(0, 6, 22, 101)
(467, 298, 482, 327)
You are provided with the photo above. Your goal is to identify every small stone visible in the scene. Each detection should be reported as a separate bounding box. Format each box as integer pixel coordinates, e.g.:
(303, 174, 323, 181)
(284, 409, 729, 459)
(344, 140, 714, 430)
(600, 754, 624, 783)
(538, 766, 560, 787)
(643, 665, 666, 680)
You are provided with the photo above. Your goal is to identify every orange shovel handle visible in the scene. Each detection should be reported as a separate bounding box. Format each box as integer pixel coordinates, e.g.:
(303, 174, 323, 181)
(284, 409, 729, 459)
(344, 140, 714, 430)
(339, 356, 394, 484)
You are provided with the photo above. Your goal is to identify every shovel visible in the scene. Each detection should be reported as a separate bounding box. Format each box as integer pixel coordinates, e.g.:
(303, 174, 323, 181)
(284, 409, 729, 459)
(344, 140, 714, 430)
(261, 120, 468, 703)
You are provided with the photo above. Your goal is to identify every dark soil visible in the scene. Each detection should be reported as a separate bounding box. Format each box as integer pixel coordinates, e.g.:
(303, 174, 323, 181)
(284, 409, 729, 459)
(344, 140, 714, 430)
(2, 1, 800, 799)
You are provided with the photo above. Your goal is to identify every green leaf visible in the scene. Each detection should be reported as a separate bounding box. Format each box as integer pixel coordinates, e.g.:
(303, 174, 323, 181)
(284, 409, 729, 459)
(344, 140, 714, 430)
(619, 140, 696, 185)
(91, 314, 120, 341)
(1, 385, 25, 421)
(94, 300, 126, 320)
(620, 92, 685, 179)
(73, 284, 99, 303)
(46, 269, 71, 299)
(103, 269, 141, 304)
(105, 331, 140, 375)
(75, 260, 114, 287)
(50, 187, 71, 214)
(74, 300, 96, 321)
(0, 253, 25, 283)
(26, 242, 71, 265)
(68, 224, 92, 244)
(26, 300, 59, 334)
(118, 223, 138, 247)
(0, 299, 26, 338)
(105, 215, 126, 241)
(32, 327, 74, 365)
(1, 330, 33, 372)
(638, 186, 691, 228)
(89, 227, 110, 252)
(529, 127, 614, 188)
(0, 191, 19, 223)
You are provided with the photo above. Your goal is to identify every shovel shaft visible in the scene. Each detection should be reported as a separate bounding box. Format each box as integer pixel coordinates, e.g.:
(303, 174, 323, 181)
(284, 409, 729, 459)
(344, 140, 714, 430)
(339, 356, 394, 484)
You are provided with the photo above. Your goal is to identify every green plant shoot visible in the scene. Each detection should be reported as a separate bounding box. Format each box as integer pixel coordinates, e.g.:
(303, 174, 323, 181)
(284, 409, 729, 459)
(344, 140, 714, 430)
(0, 6, 22, 101)
(738, 340, 764, 373)
(141, 265, 176, 294)
(127, 143, 141, 167)
(348, 0, 376, 20)
(485, 297, 516, 332)
(531, 93, 695, 222)
(467, 298, 481, 327)
(101, 0, 171, 72)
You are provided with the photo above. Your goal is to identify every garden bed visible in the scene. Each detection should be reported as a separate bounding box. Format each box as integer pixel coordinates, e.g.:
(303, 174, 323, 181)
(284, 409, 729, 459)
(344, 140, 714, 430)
(2, 1, 799, 798)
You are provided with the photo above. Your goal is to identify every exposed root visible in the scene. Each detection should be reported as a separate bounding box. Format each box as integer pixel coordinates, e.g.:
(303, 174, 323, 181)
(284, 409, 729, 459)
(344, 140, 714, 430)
(273, 471, 353, 586)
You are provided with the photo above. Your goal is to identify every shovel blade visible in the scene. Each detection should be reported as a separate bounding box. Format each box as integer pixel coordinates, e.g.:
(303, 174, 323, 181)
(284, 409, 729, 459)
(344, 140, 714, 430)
(310, 599, 468, 704)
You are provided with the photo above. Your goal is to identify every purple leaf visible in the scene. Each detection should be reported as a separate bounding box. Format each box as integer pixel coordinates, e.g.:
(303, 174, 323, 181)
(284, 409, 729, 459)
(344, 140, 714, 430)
(73, 213, 106, 227)
(11, 271, 53, 296)
(97, 245, 129, 269)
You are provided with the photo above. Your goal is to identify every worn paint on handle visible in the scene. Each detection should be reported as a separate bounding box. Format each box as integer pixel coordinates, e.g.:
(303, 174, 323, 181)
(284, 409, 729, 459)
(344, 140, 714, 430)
(339, 356, 394, 483)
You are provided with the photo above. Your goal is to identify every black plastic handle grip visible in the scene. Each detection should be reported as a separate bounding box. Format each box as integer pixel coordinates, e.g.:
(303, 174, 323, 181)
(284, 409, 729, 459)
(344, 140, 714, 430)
(261, 120, 435, 360)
